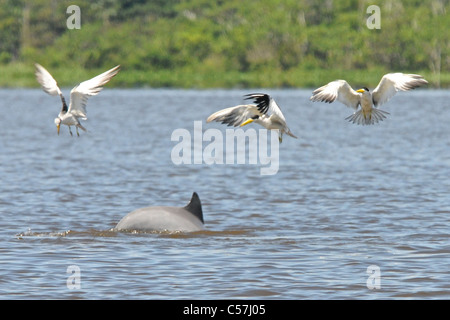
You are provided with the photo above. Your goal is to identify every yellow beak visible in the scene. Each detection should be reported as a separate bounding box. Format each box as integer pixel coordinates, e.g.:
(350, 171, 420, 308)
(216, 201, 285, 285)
(57, 124, 60, 135)
(356, 89, 365, 93)
(240, 118, 254, 127)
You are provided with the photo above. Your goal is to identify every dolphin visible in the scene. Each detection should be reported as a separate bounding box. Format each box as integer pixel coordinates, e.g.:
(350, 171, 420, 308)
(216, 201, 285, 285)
(115, 192, 205, 232)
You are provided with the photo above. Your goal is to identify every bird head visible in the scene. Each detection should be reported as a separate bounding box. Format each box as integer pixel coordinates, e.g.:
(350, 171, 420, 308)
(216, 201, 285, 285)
(240, 115, 260, 127)
(356, 87, 370, 94)
(54, 118, 61, 135)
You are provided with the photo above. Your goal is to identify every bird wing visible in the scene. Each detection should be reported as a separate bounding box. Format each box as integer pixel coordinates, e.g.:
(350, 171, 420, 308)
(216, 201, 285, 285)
(68, 65, 120, 118)
(35, 63, 62, 96)
(206, 105, 261, 127)
(35, 63, 68, 112)
(372, 73, 428, 106)
(310, 80, 360, 110)
(244, 93, 287, 122)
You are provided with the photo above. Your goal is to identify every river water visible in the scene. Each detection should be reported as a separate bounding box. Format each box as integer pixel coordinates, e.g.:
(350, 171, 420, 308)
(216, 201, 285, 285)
(0, 88, 449, 299)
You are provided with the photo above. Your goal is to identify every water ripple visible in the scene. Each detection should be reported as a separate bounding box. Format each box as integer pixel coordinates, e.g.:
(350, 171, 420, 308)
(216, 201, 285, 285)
(0, 89, 449, 299)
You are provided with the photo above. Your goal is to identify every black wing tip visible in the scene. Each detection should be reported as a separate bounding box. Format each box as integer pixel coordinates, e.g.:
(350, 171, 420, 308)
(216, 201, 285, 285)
(243, 93, 270, 100)
(243, 93, 271, 114)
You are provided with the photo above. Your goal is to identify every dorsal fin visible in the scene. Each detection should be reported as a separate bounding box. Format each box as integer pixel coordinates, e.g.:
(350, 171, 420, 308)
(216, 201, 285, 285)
(184, 192, 204, 224)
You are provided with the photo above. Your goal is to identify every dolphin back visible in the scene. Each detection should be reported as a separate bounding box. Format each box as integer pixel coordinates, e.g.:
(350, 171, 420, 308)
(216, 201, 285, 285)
(115, 192, 205, 232)
(184, 192, 204, 224)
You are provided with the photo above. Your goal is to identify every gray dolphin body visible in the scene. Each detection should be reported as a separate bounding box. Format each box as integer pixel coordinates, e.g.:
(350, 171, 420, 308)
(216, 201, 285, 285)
(115, 192, 205, 232)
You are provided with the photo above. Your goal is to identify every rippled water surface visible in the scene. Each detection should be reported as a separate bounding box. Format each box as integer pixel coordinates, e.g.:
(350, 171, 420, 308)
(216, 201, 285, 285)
(0, 88, 449, 299)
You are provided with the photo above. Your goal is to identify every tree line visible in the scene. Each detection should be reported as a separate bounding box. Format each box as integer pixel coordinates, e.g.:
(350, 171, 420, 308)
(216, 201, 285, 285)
(0, 0, 448, 88)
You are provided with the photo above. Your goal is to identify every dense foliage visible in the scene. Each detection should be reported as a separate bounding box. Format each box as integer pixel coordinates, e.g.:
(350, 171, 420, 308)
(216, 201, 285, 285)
(0, 0, 448, 88)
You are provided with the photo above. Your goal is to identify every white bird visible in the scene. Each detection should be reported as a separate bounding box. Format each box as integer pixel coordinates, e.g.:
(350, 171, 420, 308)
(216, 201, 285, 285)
(310, 73, 428, 125)
(206, 93, 297, 142)
(35, 63, 120, 136)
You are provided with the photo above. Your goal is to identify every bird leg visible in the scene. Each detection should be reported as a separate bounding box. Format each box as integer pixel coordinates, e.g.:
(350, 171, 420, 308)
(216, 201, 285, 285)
(68, 126, 73, 136)
(76, 126, 80, 137)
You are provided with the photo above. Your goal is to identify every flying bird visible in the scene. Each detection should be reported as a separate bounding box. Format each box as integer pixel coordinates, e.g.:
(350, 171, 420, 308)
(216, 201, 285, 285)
(310, 73, 428, 125)
(35, 63, 120, 136)
(206, 93, 297, 143)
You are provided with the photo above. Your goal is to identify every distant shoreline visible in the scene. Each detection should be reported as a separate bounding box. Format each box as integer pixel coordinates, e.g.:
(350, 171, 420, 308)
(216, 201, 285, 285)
(1, 63, 447, 89)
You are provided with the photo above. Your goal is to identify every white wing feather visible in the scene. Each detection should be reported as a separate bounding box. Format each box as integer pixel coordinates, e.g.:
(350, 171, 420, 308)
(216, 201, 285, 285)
(267, 97, 287, 122)
(35, 63, 62, 96)
(310, 80, 360, 110)
(206, 105, 261, 127)
(372, 73, 428, 106)
(68, 65, 120, 118)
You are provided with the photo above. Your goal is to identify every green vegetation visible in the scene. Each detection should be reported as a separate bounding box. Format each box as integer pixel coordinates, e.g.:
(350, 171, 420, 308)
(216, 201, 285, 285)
(0, 0, 448, 88)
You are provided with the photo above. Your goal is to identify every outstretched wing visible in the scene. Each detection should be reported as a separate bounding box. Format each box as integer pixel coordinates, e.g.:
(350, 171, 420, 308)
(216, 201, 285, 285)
(35, 63, 68, 112)
(68, 65, 120, 118)
(35, 63, 62, 96)
(244, 93, 287, 122)
(372, 73, 428, 106)
(310, 80, 360, 110)
(206, 105, 261, 127)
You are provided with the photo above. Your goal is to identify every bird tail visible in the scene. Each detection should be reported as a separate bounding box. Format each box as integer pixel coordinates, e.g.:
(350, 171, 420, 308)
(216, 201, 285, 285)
(345, 108, 389, 125)
(286, 129, 298, 139)
(77, 123, 87, 132)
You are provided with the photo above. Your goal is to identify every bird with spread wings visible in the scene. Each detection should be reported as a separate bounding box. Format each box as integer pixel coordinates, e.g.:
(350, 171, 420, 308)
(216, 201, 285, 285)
(35, 63, 120, 136)
(310, 73, 428, 125)
(207, 93, 297, 143)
